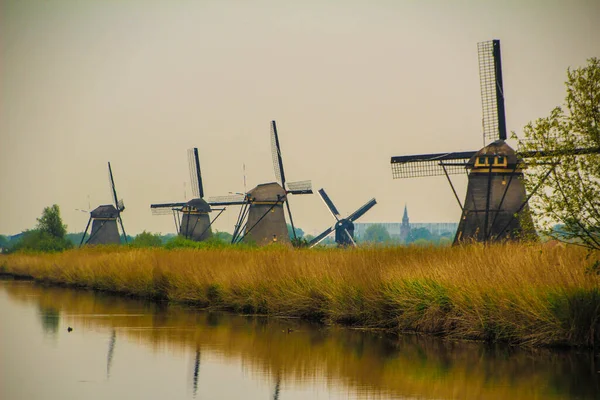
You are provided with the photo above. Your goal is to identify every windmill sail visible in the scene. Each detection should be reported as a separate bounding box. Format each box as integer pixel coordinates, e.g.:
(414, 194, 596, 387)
(478, 39, 507, 144)
(270, 120, 286, 188)
(391, 151, 476, 178)
(188, 148, 204, 199)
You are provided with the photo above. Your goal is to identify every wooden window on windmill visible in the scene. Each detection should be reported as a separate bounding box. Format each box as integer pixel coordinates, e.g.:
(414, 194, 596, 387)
(494, 156, 507, 167)
(475, 156, 490, 167)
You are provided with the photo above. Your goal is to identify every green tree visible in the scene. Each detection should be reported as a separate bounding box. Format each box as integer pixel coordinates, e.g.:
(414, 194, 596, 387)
(287, 224, 304, 239)
(131, 231, 163, 248)
(37, 204, 67, 239)
(517, 58, 600, 250)
(7, 205, 72, 253)
(363, 224, 391, 243)
(0, 235, 8, 249)
(407, 227, 432, 243)
(214, 231, 233, 243)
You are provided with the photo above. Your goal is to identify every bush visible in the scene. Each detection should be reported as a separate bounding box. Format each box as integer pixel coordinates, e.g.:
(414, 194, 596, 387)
(130, 231, 163, 248)
(8, 230, 73, 253)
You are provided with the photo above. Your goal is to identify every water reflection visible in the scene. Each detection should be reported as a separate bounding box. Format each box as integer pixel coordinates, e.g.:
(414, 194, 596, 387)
(192, 349, 200, 398)
(106, 329, 116, 379)
(2, 279, 599, 400)
(39, 305, 60, 335)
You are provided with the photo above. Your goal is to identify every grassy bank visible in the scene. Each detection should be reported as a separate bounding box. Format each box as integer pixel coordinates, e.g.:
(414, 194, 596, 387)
(1, 243, 599, 347)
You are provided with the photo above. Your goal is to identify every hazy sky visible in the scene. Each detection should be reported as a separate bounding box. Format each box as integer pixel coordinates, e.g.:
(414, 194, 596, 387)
(1, 0, 598, 236)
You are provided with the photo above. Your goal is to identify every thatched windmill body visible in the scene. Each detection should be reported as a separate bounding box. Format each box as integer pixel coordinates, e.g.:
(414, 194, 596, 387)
(80, 162, 127, 246)
(150, 148, 224, 241)
(209, 121, 312, 246)
(309, 188, 377, 247)
(390, 40, 599, 244)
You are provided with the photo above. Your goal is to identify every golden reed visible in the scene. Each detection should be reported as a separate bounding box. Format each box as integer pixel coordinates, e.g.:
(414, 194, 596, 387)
(2, 243, 599, 347)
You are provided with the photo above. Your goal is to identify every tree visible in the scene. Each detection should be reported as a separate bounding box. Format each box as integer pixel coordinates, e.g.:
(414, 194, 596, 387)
(7, 205, 72, 253)
(0, 235, 8, 249)
(37, 204, 67, 239)
(131, 231, 163, 248)
(286, 224, 304, 239)
(407, 227, 432, 243)
(214, 231, 233, 243)
(363, 224, 391, 243)
(517, 58, 600, 250)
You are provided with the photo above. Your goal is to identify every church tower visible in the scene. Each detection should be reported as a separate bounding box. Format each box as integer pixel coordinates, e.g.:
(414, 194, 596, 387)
(399, 204, 411, 243)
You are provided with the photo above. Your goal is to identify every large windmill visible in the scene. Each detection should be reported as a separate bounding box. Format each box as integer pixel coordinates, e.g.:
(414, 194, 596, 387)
(309, 188, 377, 247)
(150, 148, 224, 241)
(390, 40, 599, 244)
(209, 120, 312, 246)
(80, 162, 127, 245)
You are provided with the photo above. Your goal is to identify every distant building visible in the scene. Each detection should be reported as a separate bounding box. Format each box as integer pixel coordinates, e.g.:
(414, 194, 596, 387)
(353, 205, 458, 242)
(399, 204, 410, 242)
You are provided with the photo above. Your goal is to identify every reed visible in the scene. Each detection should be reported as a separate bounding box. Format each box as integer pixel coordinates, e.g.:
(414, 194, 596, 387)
(2, 243, 599, 347)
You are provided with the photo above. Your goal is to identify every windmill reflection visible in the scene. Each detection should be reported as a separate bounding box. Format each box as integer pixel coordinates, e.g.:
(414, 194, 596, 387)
(106, 329, 116, 379)
(273, 371, 281, 400)
(192, 348, 200, 398)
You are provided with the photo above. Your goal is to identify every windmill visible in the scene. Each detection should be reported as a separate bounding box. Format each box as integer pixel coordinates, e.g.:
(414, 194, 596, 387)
(150, 148, 225, 241)
(209, 120, 312, 246)
(309, 188, 377, 247)
(80, 162, 127, 246)
(390, 40, 599, 244)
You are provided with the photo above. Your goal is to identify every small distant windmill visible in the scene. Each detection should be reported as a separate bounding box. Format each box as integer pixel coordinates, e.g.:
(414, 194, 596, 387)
(390, 40, 599, 244)
(309, 188, 377, 247)
(209, 120, 312, 246)
(150, 148, 224, 241)
(80, 162, 127, 246)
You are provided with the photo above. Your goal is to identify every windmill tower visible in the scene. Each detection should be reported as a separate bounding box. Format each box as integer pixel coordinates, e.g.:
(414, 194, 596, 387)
(209, 120, 312, 246)
(309, 188, 376, 247)
(80, 162, 127, 246)
(390, 40, 599, 244)
(151, 148, 224, 241)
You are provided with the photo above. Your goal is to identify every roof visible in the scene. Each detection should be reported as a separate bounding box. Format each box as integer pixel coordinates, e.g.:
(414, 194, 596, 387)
(468, 140, 521, 167)
(185, 198, 212, 212)
(247, 182, 287, 202)
(91, 204, 119, 218)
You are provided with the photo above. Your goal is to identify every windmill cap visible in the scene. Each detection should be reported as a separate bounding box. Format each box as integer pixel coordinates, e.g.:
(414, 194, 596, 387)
(468, 140, 521, 166)
(185, 198, 211, 212)
(247, 182, 287, 202)
(91, 204, 119, 218)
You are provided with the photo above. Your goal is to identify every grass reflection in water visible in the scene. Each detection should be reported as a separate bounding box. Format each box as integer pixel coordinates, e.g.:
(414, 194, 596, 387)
(4, 280, 598, 400)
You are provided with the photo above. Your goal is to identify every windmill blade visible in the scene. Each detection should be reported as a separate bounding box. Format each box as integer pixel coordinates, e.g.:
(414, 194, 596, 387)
(108, 162, 121, 210)
(118, 216, 128, 243)
(344, 228, 357, 247)
(207, 194, 247, 206)
(347, 198, 377, 222)
(308, 225, 335, 248)
(270, 120, 287, 187)
(317, 188, 341, 220)
(151, 207, 178, 216)
(391, 151, 476, 178)
(286, 180, 313, 195)
(188, 148, 204, 199)
(478, 39, 507, 143)
(150, 202, 185, 215)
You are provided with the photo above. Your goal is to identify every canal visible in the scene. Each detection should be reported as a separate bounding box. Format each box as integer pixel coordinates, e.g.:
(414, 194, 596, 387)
(0, 278, 598, 399)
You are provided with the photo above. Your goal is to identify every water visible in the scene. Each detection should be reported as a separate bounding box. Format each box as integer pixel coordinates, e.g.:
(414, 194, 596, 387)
(0, 278, 598, 400)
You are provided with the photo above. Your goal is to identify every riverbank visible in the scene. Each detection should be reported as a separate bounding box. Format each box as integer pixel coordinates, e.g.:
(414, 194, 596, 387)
(1, 243, 599, 347)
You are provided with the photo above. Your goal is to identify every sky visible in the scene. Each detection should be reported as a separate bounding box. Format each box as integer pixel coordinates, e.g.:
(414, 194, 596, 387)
(1, 0, 598, 237)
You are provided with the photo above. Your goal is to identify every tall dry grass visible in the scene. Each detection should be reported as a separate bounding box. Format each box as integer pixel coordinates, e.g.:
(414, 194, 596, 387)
(2, 243, 599, 347)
